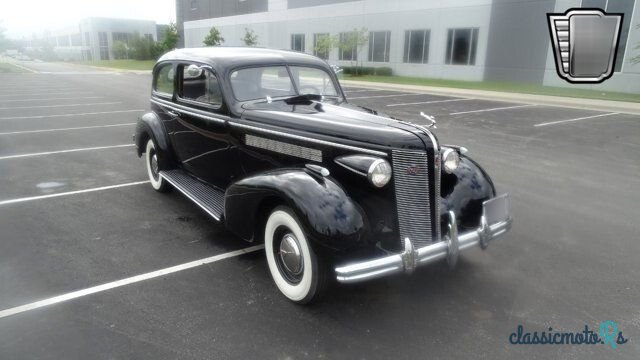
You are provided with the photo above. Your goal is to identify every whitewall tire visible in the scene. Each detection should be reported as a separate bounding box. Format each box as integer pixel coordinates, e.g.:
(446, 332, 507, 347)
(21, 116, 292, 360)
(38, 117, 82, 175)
(264, 206, 327, 303)
(145, 139, 169, 192)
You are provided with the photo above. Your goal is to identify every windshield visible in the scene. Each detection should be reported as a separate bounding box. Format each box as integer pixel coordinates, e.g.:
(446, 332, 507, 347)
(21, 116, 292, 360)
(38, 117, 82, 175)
(230, 65, 340, 102)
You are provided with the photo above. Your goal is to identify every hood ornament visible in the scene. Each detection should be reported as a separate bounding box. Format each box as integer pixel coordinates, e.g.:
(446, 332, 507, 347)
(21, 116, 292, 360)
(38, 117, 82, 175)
(419, 112, 437, 129)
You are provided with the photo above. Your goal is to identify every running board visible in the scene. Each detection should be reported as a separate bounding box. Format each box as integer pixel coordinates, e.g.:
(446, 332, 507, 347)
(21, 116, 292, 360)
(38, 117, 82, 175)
(160, 169, 224, 221)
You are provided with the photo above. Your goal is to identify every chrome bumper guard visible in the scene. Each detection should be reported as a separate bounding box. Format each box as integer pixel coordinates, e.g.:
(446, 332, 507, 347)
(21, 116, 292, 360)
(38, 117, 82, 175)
(335, 194, 513, 284)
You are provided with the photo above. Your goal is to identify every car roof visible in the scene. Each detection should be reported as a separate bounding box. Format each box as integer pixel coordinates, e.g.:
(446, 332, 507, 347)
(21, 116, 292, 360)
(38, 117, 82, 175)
(157, 47, 330, 72)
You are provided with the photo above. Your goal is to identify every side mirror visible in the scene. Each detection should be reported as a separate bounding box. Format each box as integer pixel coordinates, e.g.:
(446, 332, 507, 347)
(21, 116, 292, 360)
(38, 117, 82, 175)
(186, 64, 203, 78)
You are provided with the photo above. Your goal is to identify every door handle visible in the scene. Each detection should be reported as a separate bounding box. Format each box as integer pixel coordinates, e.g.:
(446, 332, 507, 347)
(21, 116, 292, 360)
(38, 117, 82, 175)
(167, 109, 181, 117)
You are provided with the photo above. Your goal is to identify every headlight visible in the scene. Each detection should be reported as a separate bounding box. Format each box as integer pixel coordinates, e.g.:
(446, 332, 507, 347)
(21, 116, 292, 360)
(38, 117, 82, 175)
(368, 159, 392, 188)
(442, 148, 460, 174)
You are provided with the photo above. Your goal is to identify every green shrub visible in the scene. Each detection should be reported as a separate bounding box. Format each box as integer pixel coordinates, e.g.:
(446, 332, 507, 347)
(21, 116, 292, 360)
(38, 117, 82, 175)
(375, 67, 393, 76)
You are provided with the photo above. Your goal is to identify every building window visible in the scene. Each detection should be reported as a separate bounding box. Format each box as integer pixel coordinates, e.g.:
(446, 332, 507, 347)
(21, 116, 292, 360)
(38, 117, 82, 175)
(581, 0, 635, 72)
(144, 34, 154, 41)
(291, 34, 305, 52)
(368, 31, 390, 62)
(112, 32, 133, 45)
(403, 29, 430, 64)
(190, 0, 198, 10)
(313, 33, 330, 60)
(98, 32, 109, 60)
(339, 32, 357, 61)
(445, 28, 479, 65)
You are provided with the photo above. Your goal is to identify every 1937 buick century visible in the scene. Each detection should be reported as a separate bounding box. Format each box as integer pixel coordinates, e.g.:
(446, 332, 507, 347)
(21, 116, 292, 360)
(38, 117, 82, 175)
(134, 47, 512, 303)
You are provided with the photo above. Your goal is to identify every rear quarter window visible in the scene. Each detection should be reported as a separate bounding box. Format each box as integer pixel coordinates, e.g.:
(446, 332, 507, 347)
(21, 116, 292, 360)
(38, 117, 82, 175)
(154, 64, 175, 95)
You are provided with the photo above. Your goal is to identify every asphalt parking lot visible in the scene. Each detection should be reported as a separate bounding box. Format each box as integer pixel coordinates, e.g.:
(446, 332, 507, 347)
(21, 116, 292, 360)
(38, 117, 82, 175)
(1, 61, 639, 359)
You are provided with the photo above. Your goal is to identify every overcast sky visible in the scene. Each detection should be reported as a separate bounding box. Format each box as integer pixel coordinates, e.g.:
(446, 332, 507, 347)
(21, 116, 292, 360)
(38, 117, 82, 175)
(1, 0, 176, 39)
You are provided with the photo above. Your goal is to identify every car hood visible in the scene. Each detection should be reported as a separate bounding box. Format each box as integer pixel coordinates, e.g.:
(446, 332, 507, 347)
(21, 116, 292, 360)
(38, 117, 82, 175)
(240, 100, 433, 152)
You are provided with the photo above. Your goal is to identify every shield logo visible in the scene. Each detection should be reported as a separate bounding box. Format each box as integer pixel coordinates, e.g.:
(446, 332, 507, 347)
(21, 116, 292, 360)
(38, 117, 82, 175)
(547, 8, 623, 84)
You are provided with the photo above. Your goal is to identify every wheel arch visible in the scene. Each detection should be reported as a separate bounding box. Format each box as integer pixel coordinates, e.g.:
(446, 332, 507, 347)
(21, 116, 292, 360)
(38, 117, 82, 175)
(135, 111, 176, 169)
(224, 169, 370, 253)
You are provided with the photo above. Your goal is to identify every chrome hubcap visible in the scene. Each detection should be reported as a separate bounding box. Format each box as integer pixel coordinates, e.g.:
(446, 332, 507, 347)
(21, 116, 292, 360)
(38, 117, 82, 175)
(279, 233, 303, 277)
(150, 153, 159, 177)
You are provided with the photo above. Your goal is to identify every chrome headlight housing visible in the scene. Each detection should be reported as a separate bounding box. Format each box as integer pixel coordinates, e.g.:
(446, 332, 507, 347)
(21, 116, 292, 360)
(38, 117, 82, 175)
(335, 155, 392, 188)
(367, 159, 392, 188)
(442, 148, 460, 174)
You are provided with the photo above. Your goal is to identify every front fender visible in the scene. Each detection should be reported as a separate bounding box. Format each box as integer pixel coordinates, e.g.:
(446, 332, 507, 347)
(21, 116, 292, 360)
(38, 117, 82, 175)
(224, 169, 369, 252)
(440, 155, 496, 231)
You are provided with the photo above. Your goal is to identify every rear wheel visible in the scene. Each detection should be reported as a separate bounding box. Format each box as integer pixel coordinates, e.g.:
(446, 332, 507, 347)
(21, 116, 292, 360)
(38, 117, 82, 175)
(264, 206, 328, 304)
(145, 138, 169, 192)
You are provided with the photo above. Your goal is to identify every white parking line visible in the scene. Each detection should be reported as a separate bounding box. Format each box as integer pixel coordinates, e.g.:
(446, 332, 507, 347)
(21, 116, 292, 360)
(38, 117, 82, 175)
(0, 88, 78, 93)
(534, 112, 620, 127)
(0, 109, 143, 120)
(0, 92, 91, 98)
(0, 123, 136, 136)
(0, 102, 121, 110)
(0, 245, 264, 319)
(0, 180, 149, 206)
(0, 144, 134, 160)
(449, 104, 535, 115)
(348, 93, 419, 100)
(386, 98, 473, 107)
(343, 89, 386, 93)
(0, 96, 104, 103)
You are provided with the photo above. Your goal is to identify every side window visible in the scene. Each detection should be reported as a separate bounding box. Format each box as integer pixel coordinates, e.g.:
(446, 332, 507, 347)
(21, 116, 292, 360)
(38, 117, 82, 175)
(179, 64, 223, 108)
(154, 64, 175, 96)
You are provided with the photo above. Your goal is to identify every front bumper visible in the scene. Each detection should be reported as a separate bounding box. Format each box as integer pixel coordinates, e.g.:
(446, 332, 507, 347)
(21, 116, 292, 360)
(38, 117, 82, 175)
(335, 194, 512, 284)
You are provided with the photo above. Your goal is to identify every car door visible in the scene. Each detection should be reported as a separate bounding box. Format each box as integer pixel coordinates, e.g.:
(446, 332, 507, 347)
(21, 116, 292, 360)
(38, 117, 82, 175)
(169, 63, 240, 189)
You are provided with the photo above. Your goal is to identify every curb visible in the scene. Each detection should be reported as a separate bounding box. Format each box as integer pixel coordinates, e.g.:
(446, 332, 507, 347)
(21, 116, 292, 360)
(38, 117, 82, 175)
(340, 79, 640, 115)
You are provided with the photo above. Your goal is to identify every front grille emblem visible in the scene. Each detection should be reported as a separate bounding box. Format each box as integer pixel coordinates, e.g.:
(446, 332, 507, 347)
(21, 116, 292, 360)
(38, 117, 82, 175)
(406, 165, 420, 176)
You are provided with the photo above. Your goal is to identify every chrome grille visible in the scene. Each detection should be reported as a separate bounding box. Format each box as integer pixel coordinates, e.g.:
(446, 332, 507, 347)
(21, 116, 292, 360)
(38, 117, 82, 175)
(392, 150, 432, 248)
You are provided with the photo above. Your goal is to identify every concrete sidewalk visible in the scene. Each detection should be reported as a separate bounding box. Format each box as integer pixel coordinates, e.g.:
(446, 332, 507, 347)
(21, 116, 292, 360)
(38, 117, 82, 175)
(341, 79, 640, 115)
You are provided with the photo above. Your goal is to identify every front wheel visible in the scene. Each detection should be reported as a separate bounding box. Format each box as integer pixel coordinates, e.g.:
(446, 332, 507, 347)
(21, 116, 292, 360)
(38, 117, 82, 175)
(264, 206, 328, 304)
(145, 138, 170, 192)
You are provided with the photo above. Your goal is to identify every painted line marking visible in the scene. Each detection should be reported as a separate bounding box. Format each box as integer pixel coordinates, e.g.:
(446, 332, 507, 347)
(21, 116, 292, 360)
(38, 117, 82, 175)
(348, 93, 420, 100)
(449, 104, 535, 115)
(534, 112, 620, 127)
(0, 144, 134, 160)
(386, 98, 473, 107)
(0, 88, 79, 93)
(0, 123, 135, 136)
(0, 92, 91, 98)
(0, 109, 143, 120)
(0, 180, 150, 206)
(0, 102, 121, 110)
(0, 96, 104, 103)
(2, 62, 37, 73)
(0, 245, 264, 319)
(343, 89, 386, 93)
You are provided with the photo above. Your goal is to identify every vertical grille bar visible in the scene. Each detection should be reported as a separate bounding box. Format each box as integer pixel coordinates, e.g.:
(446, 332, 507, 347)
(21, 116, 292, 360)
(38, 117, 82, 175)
(392, 150, 432, 248)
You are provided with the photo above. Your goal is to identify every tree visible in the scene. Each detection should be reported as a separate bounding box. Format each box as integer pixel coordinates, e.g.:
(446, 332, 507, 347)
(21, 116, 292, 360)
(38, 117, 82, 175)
(313, 34, 337, 60)
(338, 28, 368, 75)
(0, 24, 14, 52)
(112, 40, 129, 59)
(203, 27, 224, 46)
(162, 22, 179, 51)
(130, 32, 156, 60)
(632, 24, 640, 65)
(241, 28, 258, 47)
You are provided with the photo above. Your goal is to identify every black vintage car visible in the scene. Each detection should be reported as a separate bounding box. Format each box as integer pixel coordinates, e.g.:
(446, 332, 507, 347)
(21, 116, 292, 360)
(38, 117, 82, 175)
(135, 47, 512, 303)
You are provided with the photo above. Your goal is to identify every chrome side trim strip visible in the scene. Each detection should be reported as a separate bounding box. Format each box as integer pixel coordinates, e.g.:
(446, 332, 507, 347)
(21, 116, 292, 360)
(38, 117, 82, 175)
(245, 134, 323, 162)
(232, 122, 388, 157)
(151, 98, 227, 124)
